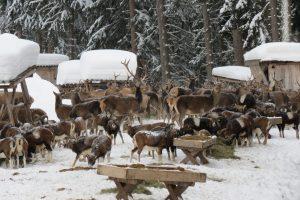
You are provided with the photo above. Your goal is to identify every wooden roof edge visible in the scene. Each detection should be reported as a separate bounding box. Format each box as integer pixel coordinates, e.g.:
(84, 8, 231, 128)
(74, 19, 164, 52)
(0, 66, 36, 89)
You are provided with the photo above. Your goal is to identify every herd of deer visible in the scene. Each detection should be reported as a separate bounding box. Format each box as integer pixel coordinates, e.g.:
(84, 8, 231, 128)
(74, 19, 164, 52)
(0, 60, 299, 169)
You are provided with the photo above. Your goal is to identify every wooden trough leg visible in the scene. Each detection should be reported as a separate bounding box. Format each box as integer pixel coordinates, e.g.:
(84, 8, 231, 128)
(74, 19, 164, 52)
(198, 150, 209, 164)
(164, 182, 193, 200)
(112, 178, 139, 200)
(4, 88, 15, 125)
(20, 80, 33, 123)
(180, 149, 200, 165)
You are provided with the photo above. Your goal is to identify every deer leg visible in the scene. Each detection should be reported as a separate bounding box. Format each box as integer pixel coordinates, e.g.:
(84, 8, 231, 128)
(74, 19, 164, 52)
(106, 151, 111, 163)
(137, 148, 144, 163)
(72, 155, 80, 167)
(118, 131, 124, 144)
(114, 134, 116, 145)
(171, 146, 176, 161)
(130, 147, 138, 162)
(157, 148, 163, 163)
(23, 154, 26, 167)
(16, 155, 20, 168)
(167, 148, 171, 160)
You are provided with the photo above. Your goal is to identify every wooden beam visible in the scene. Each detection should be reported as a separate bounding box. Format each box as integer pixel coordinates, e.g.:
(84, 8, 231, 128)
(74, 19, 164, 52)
(20, 80, 33, 123)
(4, 88, 15, 125)
(0, 66, 36, 89)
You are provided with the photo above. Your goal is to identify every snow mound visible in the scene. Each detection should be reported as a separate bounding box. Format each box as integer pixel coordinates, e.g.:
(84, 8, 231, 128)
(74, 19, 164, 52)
(80, 49, 137, 81)
(212, 66, 253, 81)
(0, 33, 40, 81)
(244, 42, 300, 62)
(17, 73, 59, 121)
(56, 60, 82, 85)
(37, 53, 69, 66)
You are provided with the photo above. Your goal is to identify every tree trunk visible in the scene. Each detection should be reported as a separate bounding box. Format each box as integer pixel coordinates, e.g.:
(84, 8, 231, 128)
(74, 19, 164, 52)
(281, 0, 292, 41)
(269, 0, 279, 41)
(156, 0, 170, 83)
(232, 29, 244, 65)
(129, 0, 137, 54)
(201, 0, 213, 78)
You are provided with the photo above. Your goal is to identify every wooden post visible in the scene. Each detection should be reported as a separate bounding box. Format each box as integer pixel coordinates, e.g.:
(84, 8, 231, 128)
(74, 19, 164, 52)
(4, 88, 15, 125)
(20, 80, 33, 123)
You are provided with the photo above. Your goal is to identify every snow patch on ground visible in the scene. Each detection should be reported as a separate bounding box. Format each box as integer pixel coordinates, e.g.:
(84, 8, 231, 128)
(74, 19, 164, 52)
(1, 126, 299, 200)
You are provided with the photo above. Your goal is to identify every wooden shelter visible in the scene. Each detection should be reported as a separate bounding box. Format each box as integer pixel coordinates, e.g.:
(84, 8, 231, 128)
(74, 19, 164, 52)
(36, 54, 69, 85)
(0, 67, 36, 125)
(244, 42, 300, 90)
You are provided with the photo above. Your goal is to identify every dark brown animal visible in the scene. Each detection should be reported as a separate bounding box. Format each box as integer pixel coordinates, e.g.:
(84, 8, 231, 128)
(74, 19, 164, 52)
(123, 122, 167, 138)
(87, 134, 112, 166)
(65, 135, 98, 167)
(23, 127, 54, 162)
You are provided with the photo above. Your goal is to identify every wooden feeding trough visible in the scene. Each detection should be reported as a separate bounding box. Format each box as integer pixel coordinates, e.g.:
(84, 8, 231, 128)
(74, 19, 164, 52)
(268, 117, 282, 125)
(0, 66, 36, 125)
(97, 164, 206, 200)
(174, 135, 217, 165)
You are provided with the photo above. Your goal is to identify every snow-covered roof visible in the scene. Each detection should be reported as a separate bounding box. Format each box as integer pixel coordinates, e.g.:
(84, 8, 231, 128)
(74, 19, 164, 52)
(244, 42, 300, 62)
(37, 53, 69, 66)
(56, 60, 82, 85)
(0, 33, 40, 82)
(80, 49, 137, 81)
(212, 66, 253, 81)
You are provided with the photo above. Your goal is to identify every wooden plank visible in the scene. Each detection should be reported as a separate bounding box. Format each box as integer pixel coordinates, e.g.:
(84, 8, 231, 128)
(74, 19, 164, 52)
(4, 88, 15, 125)
(174, 138, 216, 149)
(20, 80, 33, 123)
(126, 168, 206, 183)
(267, 117, 282, 125)
(0, 67, 36, 89)
(97, 165, 128, 179)
(97, 164, 206, 183)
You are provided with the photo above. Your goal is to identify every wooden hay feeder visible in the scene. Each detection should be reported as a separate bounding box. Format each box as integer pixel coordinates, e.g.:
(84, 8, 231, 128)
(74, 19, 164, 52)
(174, 136, 217, 165)
(97, 164, 206, 200)
(267, 117, 282, 125)
(0, 66, 36, 125)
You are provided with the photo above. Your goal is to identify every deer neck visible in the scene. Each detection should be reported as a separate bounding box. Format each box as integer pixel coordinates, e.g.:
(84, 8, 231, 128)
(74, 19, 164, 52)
(212, 90, 221, 106)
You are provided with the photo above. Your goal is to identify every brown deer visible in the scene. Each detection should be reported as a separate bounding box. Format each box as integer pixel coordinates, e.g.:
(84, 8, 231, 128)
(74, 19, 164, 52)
(53, 92, 72, 121)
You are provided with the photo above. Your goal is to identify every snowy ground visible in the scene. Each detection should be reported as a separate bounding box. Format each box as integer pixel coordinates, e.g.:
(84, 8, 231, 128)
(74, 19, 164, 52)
(1, 126, 300, 200)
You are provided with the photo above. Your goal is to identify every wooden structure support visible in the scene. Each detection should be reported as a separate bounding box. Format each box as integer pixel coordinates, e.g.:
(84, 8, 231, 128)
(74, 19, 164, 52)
(0, 66, 36, 125)
(97, 164, 206, 200)
(174, 137, 216, 166)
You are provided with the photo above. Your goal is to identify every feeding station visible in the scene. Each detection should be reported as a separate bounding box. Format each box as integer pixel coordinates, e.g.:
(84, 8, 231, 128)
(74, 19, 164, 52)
(97, 164, 206, 200)
(36, 53, 69, 85)
(244, 42, 300, 91)
(0, 33, 40, 125)
(174, 135, 217, 165)
(56, 50, 137, 97)
(212, 65, 253, 83)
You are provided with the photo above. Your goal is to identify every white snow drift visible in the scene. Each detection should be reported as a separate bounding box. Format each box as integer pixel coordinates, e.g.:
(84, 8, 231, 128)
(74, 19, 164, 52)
(0, 33, 40, 82)
(212, 66, 253, 81)
(244, 42, 300, 62)
(16, 73, 59, 121)
(37, 53, 69, 66)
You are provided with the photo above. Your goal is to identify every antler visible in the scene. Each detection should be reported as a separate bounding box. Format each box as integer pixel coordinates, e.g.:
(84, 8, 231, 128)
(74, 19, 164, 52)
(113, 73, 120, 81)
(121, 59, 135, 79)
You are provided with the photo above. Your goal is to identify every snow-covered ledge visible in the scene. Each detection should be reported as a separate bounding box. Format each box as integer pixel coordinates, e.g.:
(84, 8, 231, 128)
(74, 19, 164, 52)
(212, 66, 253, 81)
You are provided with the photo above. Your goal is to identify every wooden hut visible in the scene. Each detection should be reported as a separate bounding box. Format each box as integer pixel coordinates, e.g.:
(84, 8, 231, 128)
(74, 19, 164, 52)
(244, 42, 300, 90)
(212, 66, 253, 83)
(36, 54, 69, 85)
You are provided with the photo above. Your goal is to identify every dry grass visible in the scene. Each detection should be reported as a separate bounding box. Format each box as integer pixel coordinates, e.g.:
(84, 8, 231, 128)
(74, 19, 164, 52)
(210, 138, 240, 160)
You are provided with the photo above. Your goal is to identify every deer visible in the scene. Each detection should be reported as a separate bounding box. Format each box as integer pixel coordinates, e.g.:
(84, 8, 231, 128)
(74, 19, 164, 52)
(53, 92, 72, 121)
(172, 84, 236, 126)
